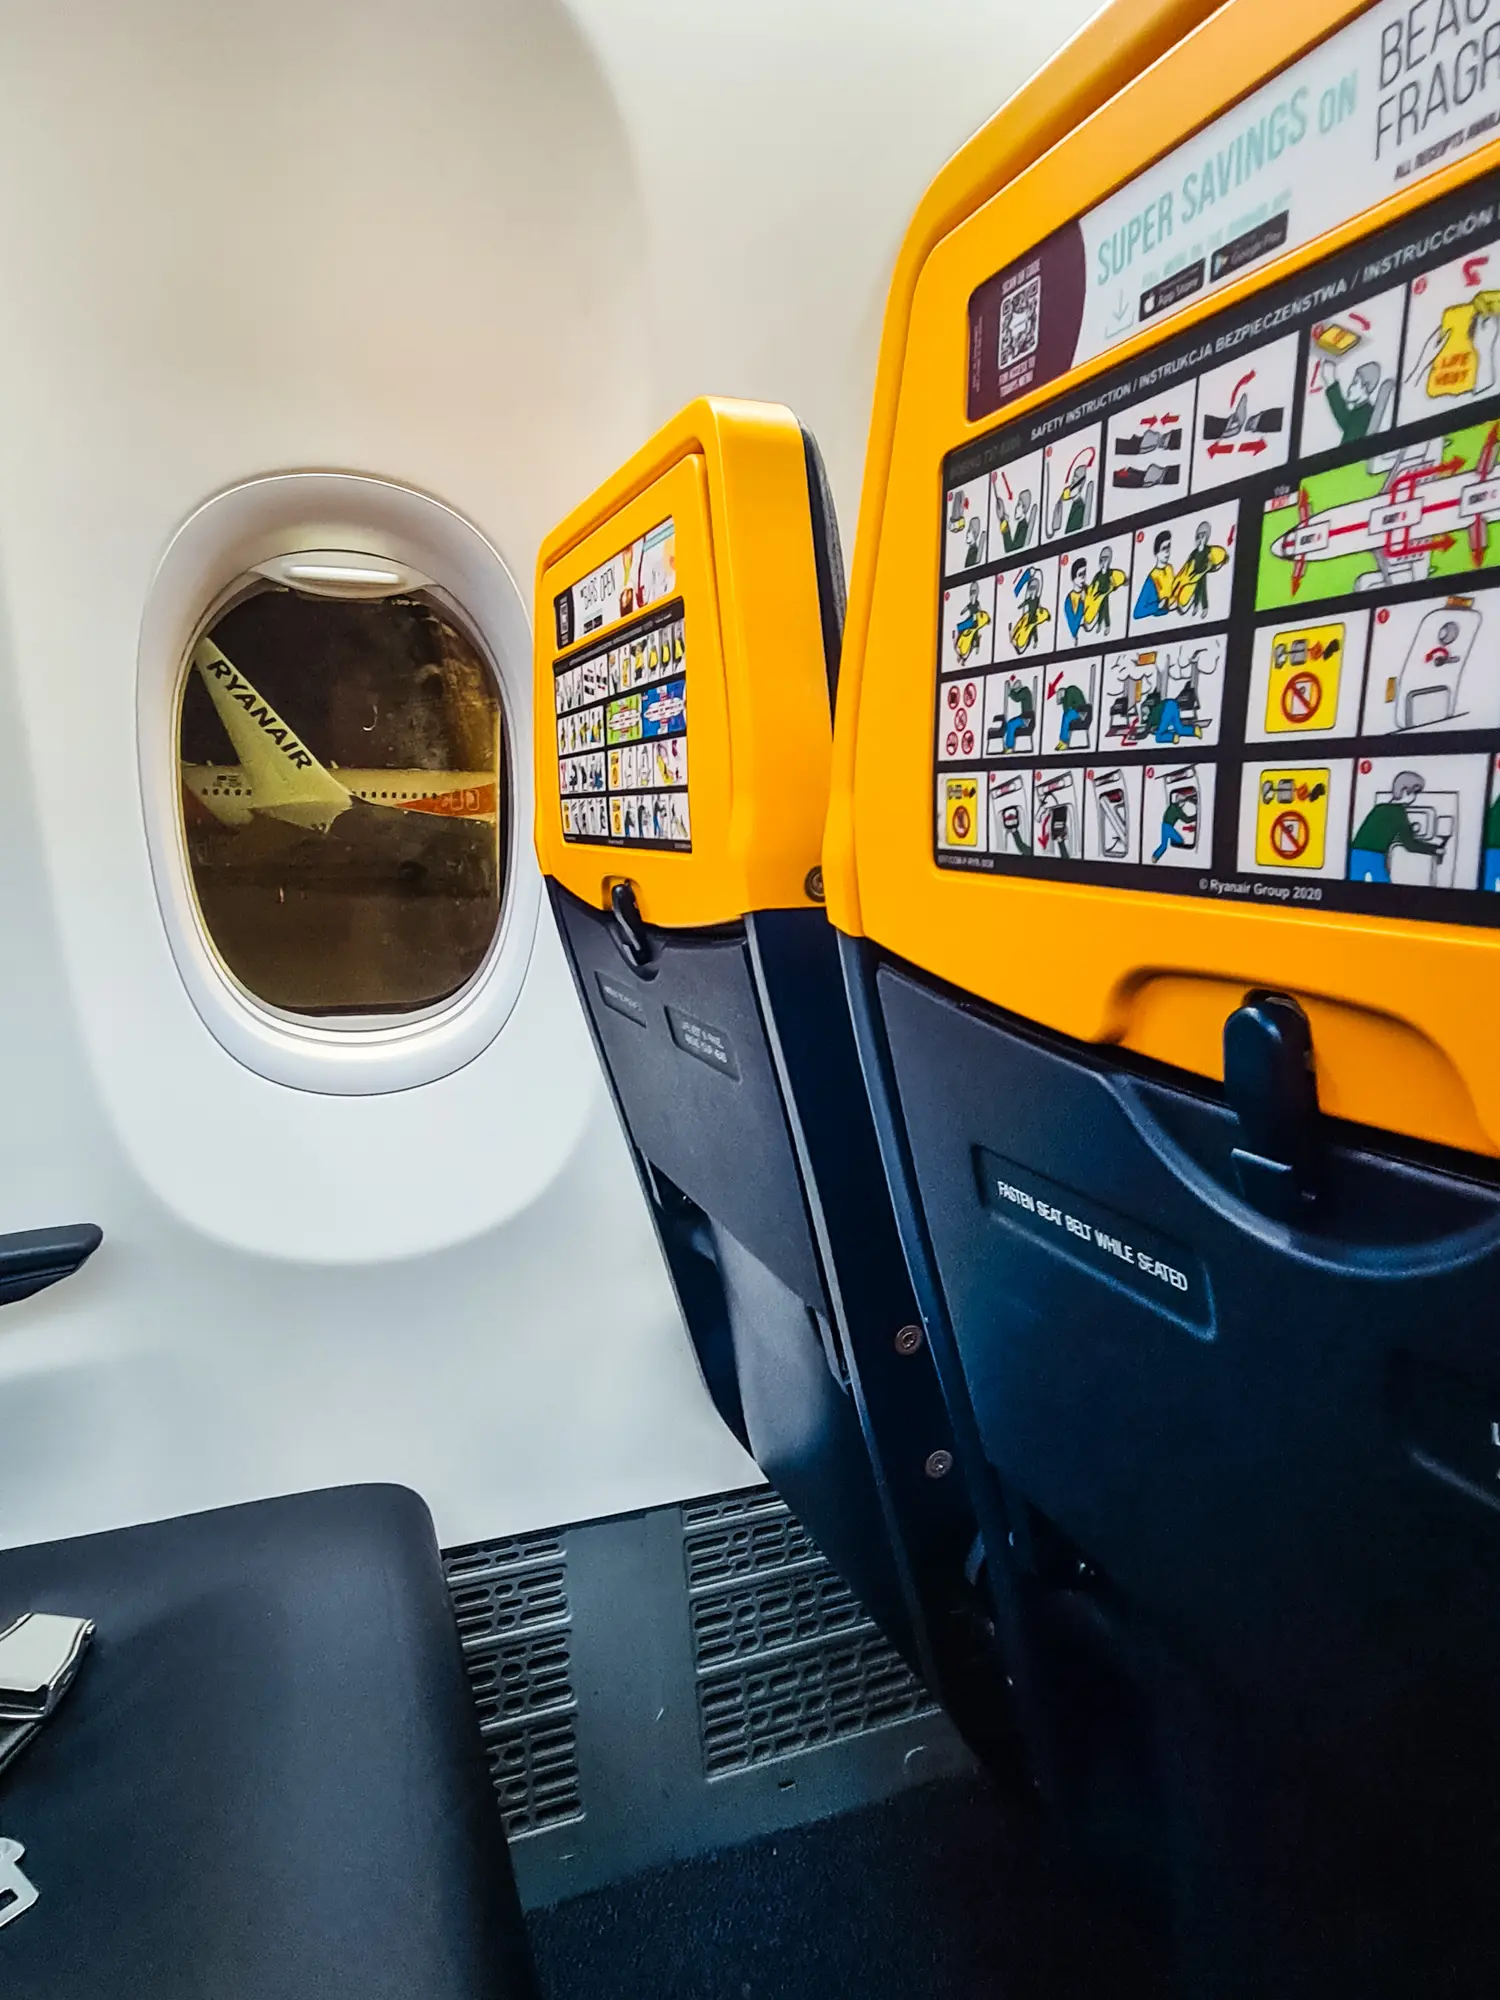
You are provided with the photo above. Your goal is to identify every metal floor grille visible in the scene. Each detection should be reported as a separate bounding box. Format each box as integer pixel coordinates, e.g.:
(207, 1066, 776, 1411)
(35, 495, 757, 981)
(683, 1489, 936, 1778)
(443, 1531, 583, 1838)
(681, 1492, 821, 1587)
(445, 1486, 968, 1903)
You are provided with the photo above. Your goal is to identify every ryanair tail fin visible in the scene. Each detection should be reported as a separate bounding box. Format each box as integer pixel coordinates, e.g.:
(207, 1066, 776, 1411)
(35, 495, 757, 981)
(192, 638, 351, 830)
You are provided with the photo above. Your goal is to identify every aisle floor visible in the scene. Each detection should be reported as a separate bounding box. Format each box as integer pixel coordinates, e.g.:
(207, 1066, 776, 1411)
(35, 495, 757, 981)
(525, 1774, 1162, 2000)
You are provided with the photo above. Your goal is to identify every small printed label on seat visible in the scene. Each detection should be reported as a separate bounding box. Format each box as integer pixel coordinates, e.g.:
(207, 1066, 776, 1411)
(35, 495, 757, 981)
(595, 971, 649, 1026)
(976, 1149, 1212, 1334)
(666, 1006, 740, 1079)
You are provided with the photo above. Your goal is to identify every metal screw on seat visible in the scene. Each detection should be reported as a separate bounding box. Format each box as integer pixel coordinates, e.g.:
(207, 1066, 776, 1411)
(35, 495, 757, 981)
(924, 1449, 954, 1479)
(894, 1324, 924, 1355)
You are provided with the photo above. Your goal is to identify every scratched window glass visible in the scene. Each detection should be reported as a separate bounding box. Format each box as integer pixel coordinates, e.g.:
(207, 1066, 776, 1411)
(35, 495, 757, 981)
(178, 588, 505, 1016)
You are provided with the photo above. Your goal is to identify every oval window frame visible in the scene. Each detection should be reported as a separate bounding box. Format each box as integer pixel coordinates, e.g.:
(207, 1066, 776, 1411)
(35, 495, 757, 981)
(139, 472, 540, 1095)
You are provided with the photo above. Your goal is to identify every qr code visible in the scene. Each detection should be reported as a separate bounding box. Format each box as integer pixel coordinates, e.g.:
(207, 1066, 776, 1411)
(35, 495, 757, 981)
(998, 275, 1041, 369)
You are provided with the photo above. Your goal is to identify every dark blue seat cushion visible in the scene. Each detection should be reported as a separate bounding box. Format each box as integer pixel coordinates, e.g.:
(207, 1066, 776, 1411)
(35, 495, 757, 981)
(0, 1484, 536, 1999)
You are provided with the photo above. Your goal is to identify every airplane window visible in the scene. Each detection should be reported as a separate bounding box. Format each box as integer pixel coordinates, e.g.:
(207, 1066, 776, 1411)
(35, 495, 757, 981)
(177, 585, 505, 1017)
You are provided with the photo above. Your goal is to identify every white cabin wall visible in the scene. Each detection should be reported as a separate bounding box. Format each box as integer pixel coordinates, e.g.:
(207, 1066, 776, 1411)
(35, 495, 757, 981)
(0, 0, 1097, 1550)
(564, 0, 1105, 519)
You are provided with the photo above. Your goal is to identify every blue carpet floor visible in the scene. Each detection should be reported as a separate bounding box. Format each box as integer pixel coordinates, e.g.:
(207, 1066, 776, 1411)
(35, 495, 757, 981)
(527, 1773, 1161, 2000)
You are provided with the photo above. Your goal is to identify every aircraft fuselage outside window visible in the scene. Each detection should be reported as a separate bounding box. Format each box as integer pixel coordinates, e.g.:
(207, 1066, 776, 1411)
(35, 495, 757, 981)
(177, 586, 506, 1017)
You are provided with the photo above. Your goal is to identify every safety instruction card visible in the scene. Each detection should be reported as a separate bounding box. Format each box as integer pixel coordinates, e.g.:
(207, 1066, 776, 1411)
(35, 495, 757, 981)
(553, 516, 691, 850)
(936, 169, 1500, 924)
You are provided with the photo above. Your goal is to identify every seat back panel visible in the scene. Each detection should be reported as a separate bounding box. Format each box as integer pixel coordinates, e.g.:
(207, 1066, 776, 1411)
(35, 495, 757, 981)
(825, 20, 1500, 1959)
(533, 402, 988, 1702)
(551, 886, 824, 1306)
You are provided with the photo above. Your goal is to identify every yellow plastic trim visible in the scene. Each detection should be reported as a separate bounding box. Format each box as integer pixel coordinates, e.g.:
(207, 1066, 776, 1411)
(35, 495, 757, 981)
(534, 398, 832, 928)
(825, 0, 1500, 1157)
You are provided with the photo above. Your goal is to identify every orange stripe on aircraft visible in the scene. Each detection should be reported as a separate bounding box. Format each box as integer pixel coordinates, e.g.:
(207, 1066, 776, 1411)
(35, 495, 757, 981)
(384, 784, 499, 818)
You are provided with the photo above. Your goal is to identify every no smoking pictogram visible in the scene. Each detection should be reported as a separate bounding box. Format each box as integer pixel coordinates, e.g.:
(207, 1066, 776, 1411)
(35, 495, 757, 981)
(1280, 670, 1321, 723)
(1270, 809, 1309, 859)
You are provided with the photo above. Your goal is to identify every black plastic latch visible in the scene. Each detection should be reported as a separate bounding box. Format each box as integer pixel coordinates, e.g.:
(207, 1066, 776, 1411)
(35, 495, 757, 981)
(607, 880, 652, 971)
(1223, 990, 1319, 1221)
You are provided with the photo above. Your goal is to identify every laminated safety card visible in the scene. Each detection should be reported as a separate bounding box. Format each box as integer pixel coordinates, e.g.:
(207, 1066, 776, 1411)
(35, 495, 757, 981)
(933, 37, 1500, 927)
(552, 518, 691, 851)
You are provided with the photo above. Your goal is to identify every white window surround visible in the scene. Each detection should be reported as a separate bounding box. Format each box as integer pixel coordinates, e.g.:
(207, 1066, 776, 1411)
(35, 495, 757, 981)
(138, 471, 540, 1096)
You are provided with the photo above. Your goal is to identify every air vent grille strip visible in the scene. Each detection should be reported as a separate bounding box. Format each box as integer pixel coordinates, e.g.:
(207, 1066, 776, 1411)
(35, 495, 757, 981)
(444, 1532, 583, 1839)
(683, 1488, 935, 1778)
